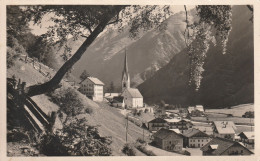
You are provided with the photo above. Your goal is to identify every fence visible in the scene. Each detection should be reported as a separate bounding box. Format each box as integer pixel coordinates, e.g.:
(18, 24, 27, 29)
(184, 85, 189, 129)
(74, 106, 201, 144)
(7, 78, 56, 133)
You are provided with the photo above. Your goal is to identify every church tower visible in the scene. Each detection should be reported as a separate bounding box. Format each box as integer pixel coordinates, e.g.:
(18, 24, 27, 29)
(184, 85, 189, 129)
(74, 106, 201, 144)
(122, 49, 130, 92)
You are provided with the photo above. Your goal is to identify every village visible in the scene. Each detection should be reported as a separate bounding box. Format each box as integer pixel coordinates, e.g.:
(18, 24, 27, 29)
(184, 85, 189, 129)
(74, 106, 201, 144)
(76, 51, 254, 156)
(6, 5, 255, 157)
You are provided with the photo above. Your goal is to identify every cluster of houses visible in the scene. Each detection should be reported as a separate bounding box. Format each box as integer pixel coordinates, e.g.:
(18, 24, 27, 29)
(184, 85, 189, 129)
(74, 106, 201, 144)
(147, 117, 254, 156)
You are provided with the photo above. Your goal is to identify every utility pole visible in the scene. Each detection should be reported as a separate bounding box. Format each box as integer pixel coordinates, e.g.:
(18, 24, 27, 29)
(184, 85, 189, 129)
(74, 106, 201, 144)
(126, 115, 128, 143)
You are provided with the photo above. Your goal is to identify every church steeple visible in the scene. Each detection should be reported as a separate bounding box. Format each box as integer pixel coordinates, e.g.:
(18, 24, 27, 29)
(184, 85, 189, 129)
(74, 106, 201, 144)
(122, 48, 130, 92)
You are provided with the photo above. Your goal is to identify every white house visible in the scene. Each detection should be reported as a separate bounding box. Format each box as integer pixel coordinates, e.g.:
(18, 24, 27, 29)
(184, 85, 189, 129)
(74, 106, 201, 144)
(195, 105, 204, 112)
(79, 77, 104, 102)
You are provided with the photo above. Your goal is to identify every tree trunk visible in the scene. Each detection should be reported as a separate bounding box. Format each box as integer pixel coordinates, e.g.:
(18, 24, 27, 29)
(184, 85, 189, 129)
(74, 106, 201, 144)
(25, 6, 126, 97)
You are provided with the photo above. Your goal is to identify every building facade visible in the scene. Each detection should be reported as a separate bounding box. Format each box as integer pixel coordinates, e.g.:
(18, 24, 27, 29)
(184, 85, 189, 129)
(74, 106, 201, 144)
(148, 118, 169, 132)
(167, 119, 193, 133)
(183, 128, 211, 148)
(153, 128, 183, 152)
(79, 77, 104, 102)
(238, 131, 254, 149)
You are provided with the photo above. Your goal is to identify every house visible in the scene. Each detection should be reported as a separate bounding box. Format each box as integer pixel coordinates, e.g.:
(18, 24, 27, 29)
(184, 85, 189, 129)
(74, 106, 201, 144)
(122, 88, 143, 108)
(121, 51, 143, 108)
(183, 128, 211, 148)
(167, 119, 193, 133)
(238, 132, 254, 149)
(187, 106, 195, 114)
(200, 137, 253, 156)
(195, 105, 204, 112)
(112, 96, 125, 108)
(153, 128, 183, 152)
(79, 77, 104, 102)
(148, 118, 169, 132)
(212, 121, 237, 140)
(104, 93, 120, 102)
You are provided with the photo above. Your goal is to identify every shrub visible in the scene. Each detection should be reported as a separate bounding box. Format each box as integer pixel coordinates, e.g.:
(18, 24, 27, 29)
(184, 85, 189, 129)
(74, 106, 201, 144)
(38, 117, 112, 156)
(136, 138, 146, 144)
(122, 144, 136, 156)
(136, 145, 156, 156)
(242, 111, 254, 118)
(85, 107, 93, 114)
(48, 88, 85, 116)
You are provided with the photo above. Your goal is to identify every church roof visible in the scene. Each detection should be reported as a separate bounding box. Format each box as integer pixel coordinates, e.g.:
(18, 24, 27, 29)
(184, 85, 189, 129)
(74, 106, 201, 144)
(125, 88, 143, 98)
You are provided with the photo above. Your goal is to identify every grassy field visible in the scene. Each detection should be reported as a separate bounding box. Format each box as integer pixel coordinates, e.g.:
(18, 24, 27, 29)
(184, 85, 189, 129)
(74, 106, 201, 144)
(205, 104, 254, 117)
(190, 104, 255, 126)
(191, 116, 254, 125)
(7, 60, 150, 156)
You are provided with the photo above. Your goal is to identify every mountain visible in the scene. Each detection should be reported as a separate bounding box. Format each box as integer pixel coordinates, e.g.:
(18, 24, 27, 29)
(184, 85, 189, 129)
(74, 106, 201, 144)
(137, 6, 254, 109)
(55, 10, 196, 88)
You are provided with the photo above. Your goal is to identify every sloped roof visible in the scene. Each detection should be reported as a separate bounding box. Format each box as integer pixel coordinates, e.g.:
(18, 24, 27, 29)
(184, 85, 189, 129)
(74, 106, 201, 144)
(200, 137, 253, 155)
(148, 118, 167, 123)
(153, 128, 183, 140)
(80, 77, 104, 85)
(213, 121, 237, 134)
(125, 88, 143, 98)
(195, 105, 204, 112)
(88, 77, 105, 85)
(169, 128, 181, 134)
(239, 131, 254, 140)
(113, 96, 124, 103)
(104, 93, 120, 97)
(183, 128, 209, 138)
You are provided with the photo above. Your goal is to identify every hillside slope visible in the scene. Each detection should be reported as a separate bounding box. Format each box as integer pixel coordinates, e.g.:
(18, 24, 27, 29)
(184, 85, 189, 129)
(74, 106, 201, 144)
(7, 60, 149, 156)
(138, 5, 254, 108)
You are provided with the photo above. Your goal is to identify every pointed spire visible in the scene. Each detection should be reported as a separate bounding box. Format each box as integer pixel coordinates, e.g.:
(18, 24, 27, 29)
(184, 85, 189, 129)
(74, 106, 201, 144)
(124, 48, 129, 75)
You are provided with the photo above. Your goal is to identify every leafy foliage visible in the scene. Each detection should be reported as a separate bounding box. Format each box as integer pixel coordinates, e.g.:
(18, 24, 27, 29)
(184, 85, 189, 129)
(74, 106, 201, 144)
(185, 6, 233, 90)
(79, 70, 90, 81)
(38, 117, 112, 156)
(136, 145, 156, 156)
(48, 87, 91, 116)
(242, 111, 254, 118)
(7, 37, 27, 68)
(122, 143, 136, 156)
(27, 35, 57, 68)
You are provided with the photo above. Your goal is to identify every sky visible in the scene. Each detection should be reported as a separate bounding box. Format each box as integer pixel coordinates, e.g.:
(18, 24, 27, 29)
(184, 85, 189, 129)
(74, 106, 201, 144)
(29, 5, 195, 36)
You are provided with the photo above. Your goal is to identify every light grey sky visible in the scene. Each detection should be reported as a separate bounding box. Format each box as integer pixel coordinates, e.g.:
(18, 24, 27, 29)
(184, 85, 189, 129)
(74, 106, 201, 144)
(29, 5, 195, 36)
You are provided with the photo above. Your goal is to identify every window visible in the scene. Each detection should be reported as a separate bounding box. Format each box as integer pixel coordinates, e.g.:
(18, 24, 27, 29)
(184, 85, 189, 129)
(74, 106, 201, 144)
(198, 140, 200, 142)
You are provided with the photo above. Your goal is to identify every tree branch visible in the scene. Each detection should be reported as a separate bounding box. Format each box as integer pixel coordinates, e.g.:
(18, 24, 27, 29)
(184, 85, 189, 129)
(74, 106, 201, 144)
(107, 12, 120, 25)
(25, 5, 127, 97)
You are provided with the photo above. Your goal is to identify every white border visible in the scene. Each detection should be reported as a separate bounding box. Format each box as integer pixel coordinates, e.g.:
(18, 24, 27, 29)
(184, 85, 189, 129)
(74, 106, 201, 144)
(1, 1, 259, 161)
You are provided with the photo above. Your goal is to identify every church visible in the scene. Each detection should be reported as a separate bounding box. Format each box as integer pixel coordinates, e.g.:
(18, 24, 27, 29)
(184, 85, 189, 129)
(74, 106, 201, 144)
(120, 50, 144, 108)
